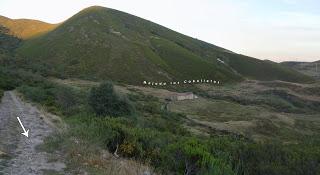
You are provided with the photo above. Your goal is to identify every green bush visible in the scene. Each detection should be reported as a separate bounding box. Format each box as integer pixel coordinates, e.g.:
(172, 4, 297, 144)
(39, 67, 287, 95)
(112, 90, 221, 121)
(18, 85, 54, 105)
(18, 81, 87, 115)
(53, 85, 87, 115)
(162, 138, 235, 175)
(0, 65, 51, 91)
(0, 89, 3, 99)
(49, 104, 320, 175)
(63, 114, 232, 174)
(0, 70, 16, 90)
(88, 81, 134, 117)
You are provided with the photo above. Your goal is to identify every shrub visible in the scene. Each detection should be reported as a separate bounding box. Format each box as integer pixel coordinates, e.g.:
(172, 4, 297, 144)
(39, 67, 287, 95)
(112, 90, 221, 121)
(88, 81, 134, 117)
(18, 85, 53, 104)
(56, 111, 320, 175)
(53, 86, 86, 115)
(0, 89, 3, 99)
(0, 70, 16, 90)
(18, 81, 87, 115)
(162, 138, 235, 175)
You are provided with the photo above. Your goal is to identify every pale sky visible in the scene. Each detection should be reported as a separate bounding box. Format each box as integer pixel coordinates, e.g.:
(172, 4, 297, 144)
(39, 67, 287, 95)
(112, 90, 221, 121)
(0, 0, 319, 62)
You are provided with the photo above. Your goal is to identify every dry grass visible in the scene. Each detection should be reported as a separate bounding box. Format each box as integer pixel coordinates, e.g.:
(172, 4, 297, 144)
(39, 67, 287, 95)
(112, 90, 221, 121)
(170, 81, 320, 141)
(50, 78, 99, 90)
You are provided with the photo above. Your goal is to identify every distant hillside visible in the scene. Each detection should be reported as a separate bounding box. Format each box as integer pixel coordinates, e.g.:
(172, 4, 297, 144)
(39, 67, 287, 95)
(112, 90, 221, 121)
(281, 61, 320, 80)
(12, 6, 313, 84)
(0, 16, 57, 39)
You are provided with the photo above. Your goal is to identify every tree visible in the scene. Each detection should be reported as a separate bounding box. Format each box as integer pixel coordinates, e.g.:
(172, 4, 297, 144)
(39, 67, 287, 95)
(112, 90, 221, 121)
(89, 81, 134, 117)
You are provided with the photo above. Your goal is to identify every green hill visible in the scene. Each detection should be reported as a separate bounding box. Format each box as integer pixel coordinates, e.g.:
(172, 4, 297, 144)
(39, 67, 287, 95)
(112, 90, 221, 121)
(15, 6, 313, 84)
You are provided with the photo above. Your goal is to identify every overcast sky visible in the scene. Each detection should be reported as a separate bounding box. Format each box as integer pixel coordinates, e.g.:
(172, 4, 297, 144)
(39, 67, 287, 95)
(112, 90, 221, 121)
(0, 0, 319, 62)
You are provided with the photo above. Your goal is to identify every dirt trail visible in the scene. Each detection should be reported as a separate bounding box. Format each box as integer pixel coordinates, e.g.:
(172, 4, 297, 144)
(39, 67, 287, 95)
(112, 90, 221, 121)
(0, 91, 66, 175)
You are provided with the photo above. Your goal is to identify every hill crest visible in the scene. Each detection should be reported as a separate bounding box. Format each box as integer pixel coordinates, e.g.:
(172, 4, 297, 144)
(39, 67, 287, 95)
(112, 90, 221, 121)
(0, 15, 57, 39)
(11, 6, 314, 84)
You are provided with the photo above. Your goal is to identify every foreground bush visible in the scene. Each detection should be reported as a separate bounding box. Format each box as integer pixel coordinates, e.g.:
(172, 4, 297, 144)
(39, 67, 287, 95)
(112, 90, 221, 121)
(62, 113, 320, 175)
(162, 138, 235, 175)
(0, 70, 16, 90)
(0, 89, 3, 99)
(18, 82, 86, 115)
(89, 81, 134, 117)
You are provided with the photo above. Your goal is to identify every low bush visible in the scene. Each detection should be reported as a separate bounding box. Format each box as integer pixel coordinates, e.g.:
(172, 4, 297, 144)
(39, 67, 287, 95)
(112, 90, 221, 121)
(62, 113, 320, 175)
(62, 114, 234, 174)
(162, 138, 235, 175)
(18, 81, 87, 115)
(0, 69, 16, 90)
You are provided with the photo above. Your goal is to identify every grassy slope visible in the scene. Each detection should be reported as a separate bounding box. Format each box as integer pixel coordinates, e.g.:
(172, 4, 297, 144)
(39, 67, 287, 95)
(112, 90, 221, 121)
(217, 53, 313, 82)
(17, 6, 312, 84)
(0, 15, 57, 39)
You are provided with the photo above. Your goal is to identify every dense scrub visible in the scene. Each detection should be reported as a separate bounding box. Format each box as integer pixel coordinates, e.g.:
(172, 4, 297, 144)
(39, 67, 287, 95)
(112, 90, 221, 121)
(0, 68, 17, 90)
(18, 82, 87, 116)
(0, 89, 3, 99)
(17, 80, 320, 175)
(0, 25, 21, 54)
(0, 68, 83, 116)
(51, 113, 320, 175)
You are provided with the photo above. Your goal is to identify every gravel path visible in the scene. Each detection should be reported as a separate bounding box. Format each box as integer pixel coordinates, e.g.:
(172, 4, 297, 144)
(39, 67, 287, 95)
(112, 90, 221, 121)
(0, 91, 66, 175)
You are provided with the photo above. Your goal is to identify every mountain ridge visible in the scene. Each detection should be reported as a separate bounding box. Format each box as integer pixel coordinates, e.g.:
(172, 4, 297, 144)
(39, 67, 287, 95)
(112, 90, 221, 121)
(281, 60, 320, 80)
(1, 6, 313, 84)
(0, 15, 57, 39)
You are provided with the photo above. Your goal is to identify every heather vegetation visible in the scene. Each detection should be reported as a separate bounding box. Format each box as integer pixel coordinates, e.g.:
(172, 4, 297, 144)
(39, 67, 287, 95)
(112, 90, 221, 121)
(12, 76, 319, 175)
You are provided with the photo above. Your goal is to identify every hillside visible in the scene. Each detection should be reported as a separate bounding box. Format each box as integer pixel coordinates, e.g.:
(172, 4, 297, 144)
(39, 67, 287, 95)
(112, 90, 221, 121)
(281, 61, 320, 80)
(0, 15, 57, 39)
(15, 6, 313, 84)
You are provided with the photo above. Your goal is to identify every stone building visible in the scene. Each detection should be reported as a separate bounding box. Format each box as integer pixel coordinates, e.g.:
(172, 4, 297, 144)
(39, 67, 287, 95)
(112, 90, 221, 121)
(169, 92, 198, 101)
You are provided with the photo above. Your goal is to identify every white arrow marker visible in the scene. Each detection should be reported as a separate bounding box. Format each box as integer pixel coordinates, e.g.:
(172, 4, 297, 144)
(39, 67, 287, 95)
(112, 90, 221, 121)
(17, 117, 29, 138)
